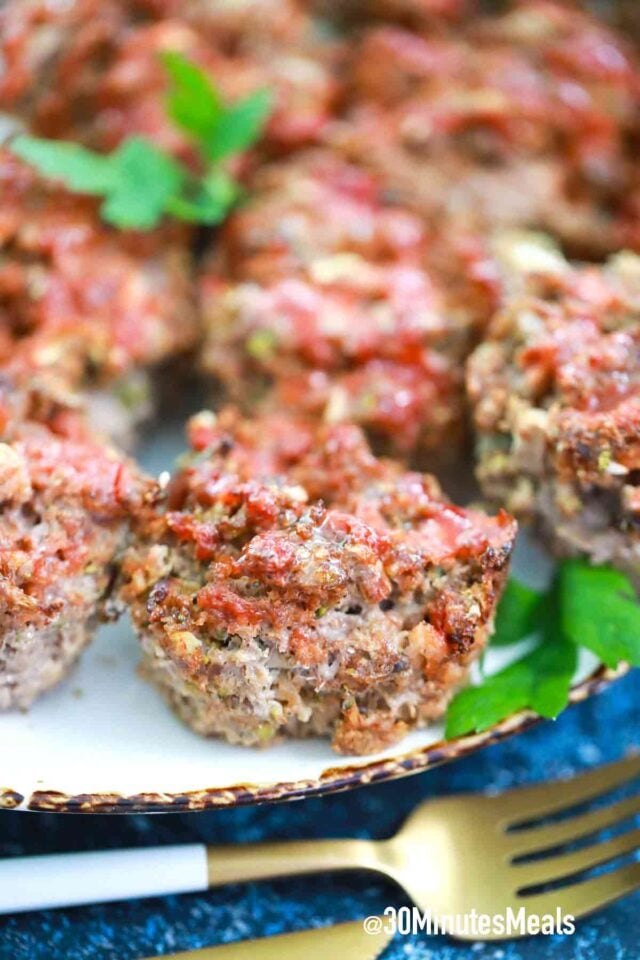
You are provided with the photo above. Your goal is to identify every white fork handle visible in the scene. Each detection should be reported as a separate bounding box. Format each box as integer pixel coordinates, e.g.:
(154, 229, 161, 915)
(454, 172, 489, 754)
(0, 843, 208, 914)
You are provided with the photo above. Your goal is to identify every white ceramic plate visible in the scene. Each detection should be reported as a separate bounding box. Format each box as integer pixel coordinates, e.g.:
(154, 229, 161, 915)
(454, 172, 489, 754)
(0, 422, 623, 813)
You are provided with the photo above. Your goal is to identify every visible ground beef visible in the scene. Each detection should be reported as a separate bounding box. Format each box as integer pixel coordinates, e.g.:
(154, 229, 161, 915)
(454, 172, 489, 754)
(0, 0, 125, 135)
(467, 232, 640, 577)
(316, 0, 472, 28)
(332, 0, 640, 255)
(3, 0, 637, 745)
(121, 407, 515, 754)
(0, 0, 342, 155)
(200, 149, 500, 458)
(0, 416, 152, 708)
(0, 149, 196, 444)
(90, 17, 342, 157)
(125, 0, 311, 45)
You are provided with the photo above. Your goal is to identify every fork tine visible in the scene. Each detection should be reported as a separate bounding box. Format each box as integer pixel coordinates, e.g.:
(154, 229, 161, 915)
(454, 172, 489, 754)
(520, 860, 640, 920)
(494, 754, 640, 827)
(506, 793, 640, 857)
(512, 828, 640, 891)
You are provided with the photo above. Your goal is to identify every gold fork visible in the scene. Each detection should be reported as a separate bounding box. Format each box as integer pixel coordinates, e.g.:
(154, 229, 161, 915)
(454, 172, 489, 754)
(203, 754, 640, 940)
(143, 917, 393, 960)
(2, 755, 640, 938)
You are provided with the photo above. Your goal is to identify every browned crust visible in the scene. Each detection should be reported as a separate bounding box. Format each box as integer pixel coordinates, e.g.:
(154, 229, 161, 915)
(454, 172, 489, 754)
(0, 788, 25, 809)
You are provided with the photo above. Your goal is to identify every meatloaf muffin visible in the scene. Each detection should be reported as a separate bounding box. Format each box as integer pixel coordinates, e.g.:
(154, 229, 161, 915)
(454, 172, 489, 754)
(333, 0, 640, 255)
(317, 0, 471, 27)
(0, 0, 126, 138)
(200, 150, 499, 457)
(467, 232, 640, 577)
(0, 149, 196, 444)
(121, 407, 516, 754)
(127, 0, 311, 45)
(0, 0, 341, 155)
(0, 416, 150, 709)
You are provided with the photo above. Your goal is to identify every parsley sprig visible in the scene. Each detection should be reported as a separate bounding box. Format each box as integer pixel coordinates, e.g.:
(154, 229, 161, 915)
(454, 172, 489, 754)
(445, 559, 640, 739)
(10, 51, 273, 230)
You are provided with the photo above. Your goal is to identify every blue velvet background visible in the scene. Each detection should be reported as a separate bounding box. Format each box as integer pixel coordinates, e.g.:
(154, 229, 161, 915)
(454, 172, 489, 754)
(0, 671, 638, 960)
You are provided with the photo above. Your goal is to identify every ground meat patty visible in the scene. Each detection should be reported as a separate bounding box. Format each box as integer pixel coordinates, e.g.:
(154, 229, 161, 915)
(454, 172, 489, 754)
(0, 149, 196, 444)
(121, 407, 516, 755)
(126, 0, 311, 46)
(316, 0, 472, 27)
(92, 17, 342, 157)
(0, 0, 125, 135)
(0, 0, 342, 154)
(200, 150, 499, 458)
(0, 416, 151, 709)
(467, 232, 640, 577)
(332, 0, 640, 255)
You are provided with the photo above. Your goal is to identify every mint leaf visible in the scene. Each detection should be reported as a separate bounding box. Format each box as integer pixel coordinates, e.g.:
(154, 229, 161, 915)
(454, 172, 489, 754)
(162, 50, 223, 143)
(559, 560, 640, 668)
(101, 138, 184, 229)
(11, 136, 116, 193)
(204, 88, 273, 162)
(490, 579, 543, 647)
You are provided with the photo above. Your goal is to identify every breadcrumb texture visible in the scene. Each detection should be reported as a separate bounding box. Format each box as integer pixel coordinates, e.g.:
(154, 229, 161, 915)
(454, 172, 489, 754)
(0, 149, 196, 441)
(0, 0, 342, 155)
(323, 0, 472, 26)
(333, 0, 640, 255)
(201, 149, 500, 458)
(121, 408, 515, 754)
(467, 233, 640, 577)
(0, 418, 151, 709)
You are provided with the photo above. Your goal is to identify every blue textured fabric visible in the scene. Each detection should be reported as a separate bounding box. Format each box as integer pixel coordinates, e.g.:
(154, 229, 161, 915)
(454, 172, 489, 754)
(0, 671, 638, 960)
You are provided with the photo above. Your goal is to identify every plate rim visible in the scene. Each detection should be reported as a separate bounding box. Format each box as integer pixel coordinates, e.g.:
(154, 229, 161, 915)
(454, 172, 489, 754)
(1, 662, 626, 814)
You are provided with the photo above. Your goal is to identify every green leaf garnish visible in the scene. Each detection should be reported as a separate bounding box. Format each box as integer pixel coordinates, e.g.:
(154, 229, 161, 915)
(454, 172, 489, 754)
(162, 50, 223, 143)
(526, 631, 578, 718)
(12, 135, 184, 230)
(10, 51, 273, 231)
(166, 169, 240, 225)
(11, 137, 117, 194)
(490, 578, 543, 647)
(445, 559, 639, 739)
(162, 51, 272, 163)
(103, 138, 184, 229)
(559, 560, 640, 668)
(204, 88, 273, 162)
(445, 636, 577, 738)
